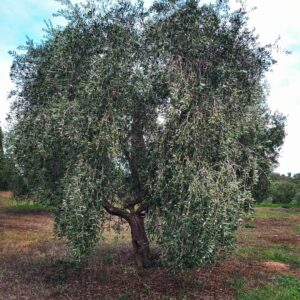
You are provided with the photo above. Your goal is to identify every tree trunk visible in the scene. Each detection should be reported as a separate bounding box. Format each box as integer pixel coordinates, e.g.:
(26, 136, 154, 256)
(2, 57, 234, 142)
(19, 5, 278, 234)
(128, 213, 151, 268)
(103, 202, 151, 268)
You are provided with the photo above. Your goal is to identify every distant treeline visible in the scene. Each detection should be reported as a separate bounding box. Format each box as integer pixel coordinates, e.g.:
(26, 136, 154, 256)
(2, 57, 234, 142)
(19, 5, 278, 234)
(269, 173, 300, 205)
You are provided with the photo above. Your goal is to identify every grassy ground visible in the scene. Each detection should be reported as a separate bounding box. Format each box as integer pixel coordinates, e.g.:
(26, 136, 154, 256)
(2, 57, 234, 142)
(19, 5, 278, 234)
(0, 197, 299, 299)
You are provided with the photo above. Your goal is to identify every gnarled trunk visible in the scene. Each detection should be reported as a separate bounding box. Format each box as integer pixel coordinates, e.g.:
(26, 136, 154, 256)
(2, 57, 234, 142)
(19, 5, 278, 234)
(128, 213, 151, 268)
(103, 202, 151, 268)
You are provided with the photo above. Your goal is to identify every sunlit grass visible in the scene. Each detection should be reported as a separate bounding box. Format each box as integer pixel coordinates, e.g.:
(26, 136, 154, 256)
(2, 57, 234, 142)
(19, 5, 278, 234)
(237, 207, 300, 267)
(0, 229, 51, 252)
(254, 208, 297, 219)
(0, 197, 16, 206)
(263, 248, 300, 265)
(232, 275, 300, 300)
(236, 238, 300, 266)
(0, 197, 49, 212)
(255, 202, 300, 209)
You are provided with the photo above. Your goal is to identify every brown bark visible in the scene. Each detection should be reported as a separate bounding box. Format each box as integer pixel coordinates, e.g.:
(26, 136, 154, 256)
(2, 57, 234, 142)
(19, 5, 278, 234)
(103, 201, 151, 268)
(103, 201, 130, 221)
(128, 213, 151, 268)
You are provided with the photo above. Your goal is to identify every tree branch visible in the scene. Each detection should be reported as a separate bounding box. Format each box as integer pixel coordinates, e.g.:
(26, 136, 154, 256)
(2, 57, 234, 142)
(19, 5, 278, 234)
(103, 201, 130, 221)
(136, 202, 149, 214)
(124, 197, 142, 209)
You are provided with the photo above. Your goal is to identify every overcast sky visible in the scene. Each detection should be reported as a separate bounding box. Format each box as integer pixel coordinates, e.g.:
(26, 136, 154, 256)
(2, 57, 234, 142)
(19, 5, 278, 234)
(0, 0, 299, 175)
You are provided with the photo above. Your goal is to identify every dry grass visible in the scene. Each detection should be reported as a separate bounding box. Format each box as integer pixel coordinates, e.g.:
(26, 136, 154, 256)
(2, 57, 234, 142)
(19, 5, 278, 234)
(0, 200, 299, 299)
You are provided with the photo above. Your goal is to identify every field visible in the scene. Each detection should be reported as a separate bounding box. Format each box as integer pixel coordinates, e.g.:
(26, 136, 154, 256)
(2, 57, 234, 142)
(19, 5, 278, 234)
(0, 196, 299, 300)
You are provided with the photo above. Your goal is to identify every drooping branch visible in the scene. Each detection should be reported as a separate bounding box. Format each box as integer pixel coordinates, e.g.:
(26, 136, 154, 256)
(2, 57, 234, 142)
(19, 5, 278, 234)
(121, 102, 148, 206)
(130, 103, 147, 193)
(68, 58, 81, 101)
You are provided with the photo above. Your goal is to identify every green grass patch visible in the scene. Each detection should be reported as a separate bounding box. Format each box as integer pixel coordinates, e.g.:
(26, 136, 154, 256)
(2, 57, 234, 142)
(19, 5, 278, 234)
(254, 208, 297, 219)
(236, 246, 261, 260)
(244, 221, 256, 228)
(0, 197, 50, 212)
(263, 249, 300, 265)
(230, 277, 245, 293)
(255, 202, 300, 209)
(236, 244, 300, 266)
(294, 224, 300, 234)
(255, 203, 285, 208)
(0, 197, 18, 207)
(232, 275, 300, 300)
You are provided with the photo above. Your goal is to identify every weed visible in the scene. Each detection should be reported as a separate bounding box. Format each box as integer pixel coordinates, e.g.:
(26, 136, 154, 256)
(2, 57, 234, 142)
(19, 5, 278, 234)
(55, 283, 68, 294)
(230, 277, 245, 290)
(117, 292, 133, 300)
(123, 266, 139, 277)
(230, 277, 245, 298)
(101, 254, 113, 265)
(142, 283, 151, 294)
(244, 221, 256, 228)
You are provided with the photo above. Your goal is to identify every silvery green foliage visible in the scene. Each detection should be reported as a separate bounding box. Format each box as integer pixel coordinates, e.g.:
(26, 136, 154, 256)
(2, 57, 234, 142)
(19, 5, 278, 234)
(150, 165, 250, 268)
(54, 159, 105, 258)
(8, 0, 284, 268)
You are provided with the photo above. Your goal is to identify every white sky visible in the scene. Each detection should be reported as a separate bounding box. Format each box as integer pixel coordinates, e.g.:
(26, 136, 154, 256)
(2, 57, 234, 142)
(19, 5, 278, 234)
(0, 0, 299, 175)
(240, 0, 300, 175)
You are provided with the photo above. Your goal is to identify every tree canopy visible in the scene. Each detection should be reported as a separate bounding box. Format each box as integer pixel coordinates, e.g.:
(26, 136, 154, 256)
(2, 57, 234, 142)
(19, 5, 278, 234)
(269, 173, 300, 205)
(9, 0, 285, 269)
(0, 127, 25, 193)
(0, 126, 5, 189)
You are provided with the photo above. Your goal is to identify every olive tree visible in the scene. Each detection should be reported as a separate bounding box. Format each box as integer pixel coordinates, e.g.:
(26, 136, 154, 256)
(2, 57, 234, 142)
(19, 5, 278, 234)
(9, 0, 284, 269)
(0, 126, 6, 189)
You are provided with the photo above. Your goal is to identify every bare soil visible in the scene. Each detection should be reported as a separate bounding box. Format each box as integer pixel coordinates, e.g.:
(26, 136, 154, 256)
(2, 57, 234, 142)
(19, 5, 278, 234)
(0, 206, 299, 299)
(0, 191, 13, 198)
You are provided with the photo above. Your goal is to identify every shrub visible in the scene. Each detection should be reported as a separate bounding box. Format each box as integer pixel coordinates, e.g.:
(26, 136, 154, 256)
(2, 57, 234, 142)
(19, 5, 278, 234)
(270, 181, 296, 204)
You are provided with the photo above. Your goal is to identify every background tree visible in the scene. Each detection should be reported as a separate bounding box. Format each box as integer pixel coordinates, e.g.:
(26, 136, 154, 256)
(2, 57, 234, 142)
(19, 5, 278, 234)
(0, 126, 26, 194)
(270, 180, 296, 204)
(292, 174, 300, 205)
(8, 0, 285, 269)
(248, 112, 285, 204)
(269, 173, 300, 205)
